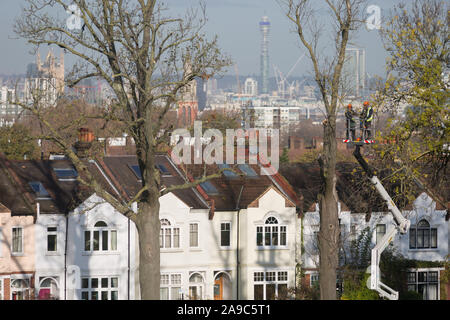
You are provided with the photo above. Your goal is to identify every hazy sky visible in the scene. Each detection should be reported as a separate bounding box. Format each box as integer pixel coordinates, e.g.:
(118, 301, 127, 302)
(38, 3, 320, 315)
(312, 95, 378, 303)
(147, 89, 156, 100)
(0, 0, 403, 78)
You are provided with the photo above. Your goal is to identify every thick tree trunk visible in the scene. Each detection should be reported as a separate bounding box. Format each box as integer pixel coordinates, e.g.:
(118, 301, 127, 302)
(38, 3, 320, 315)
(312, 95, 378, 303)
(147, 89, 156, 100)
(135, 198, 161, 300)
(318, 119, 340, 300)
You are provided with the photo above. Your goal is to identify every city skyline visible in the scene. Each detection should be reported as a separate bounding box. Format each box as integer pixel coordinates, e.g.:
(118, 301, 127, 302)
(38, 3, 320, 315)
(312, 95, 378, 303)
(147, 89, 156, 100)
(0, 0, 403, 78)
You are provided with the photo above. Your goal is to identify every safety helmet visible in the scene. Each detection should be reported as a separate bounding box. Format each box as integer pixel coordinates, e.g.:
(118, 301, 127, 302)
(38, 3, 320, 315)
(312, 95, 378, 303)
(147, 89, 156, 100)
(347, 104, 352, 109)
(363, 101, 369, 106)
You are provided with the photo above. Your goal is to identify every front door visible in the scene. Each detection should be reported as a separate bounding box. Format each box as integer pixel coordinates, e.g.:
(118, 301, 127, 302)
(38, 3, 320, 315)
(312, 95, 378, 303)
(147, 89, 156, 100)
(214, 276, 223, 300)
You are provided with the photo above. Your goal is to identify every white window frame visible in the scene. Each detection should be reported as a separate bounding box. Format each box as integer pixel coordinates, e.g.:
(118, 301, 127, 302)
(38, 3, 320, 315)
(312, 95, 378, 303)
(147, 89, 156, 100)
(188, 272, 205, 300)
(160, 273, 182, 300)
(46, 226, 58, 253)
(160, 219, 180, 249)
(189, 223, 199, 248)
(407, 268, 440, 300)
(409, 219, 438, 249)
(220, 222, 231, 248)
(253, 270, 289, 300)
(256, 217, 288, 249)
(11, 226, 23, 255)
(10, 277, 31, 300)
(81, 276, 119, 300)
(310, 273, 319, 287)
(83, 221, 118, 253)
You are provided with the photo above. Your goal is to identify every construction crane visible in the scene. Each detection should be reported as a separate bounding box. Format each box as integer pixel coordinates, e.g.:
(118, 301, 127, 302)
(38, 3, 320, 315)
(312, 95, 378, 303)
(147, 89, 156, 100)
(273, 54, 305, 98)
(353, 143, 411, 300)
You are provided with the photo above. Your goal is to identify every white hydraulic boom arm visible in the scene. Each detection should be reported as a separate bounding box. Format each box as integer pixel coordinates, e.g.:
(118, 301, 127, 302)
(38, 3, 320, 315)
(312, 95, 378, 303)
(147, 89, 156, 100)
(353, 145, 411, 300)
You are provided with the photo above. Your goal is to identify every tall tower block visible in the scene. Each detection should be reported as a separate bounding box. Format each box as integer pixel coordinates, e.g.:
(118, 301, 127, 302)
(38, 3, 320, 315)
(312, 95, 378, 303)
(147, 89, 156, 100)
(259, 16, 270, 94)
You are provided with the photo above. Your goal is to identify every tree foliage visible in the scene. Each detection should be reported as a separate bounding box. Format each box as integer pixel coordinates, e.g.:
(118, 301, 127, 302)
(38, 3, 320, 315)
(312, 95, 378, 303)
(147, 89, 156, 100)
(0, 123, 39, 160)
(372, 0, 449, 203)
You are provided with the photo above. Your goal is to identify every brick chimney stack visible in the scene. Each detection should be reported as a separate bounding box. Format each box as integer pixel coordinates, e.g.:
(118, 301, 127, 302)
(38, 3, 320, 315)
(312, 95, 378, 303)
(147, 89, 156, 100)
(74, 128, 94, 158)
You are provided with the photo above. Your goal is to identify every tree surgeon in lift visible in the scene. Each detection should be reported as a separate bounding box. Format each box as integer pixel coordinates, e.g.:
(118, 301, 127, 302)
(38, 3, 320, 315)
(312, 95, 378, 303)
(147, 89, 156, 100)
(360, 101, 374, 143)
(344, 103, 356, 142)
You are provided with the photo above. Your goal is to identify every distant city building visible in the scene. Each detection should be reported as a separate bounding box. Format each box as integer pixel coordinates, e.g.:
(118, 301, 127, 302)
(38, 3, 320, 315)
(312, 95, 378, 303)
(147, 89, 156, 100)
(343, 47, 366, 97)
(0, 86, 20, 127)
(24, 50, 65, 106)
(177, 59, 198, 127)
(259, 16, 270, 95)
(244, 78, 258, 96)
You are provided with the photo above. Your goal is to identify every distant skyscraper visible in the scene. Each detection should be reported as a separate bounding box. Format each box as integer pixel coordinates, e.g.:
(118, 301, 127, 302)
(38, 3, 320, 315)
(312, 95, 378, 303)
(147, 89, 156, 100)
(244, 77, 258, 96)
(343, 47, 366, 97)
(259, 16, 270, 95)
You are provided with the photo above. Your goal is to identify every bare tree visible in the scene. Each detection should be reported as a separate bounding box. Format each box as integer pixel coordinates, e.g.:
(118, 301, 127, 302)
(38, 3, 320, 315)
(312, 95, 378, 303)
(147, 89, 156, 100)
(279, 0, 365, 299)
(14, 0, 231, 299)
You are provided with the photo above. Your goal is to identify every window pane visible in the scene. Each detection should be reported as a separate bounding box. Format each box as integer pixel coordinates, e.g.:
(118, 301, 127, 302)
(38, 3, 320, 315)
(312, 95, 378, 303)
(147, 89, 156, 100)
(111, 291, 118, 300)
(429, 272, 438, 282)
(254, 284, 264, 300)
(266, 272, 276, 282)
(111, 278, 118, 288)
(12, 228, 22, 253)
(110, 231, 117, 251)
(278, 284, 288, 299)
(102, 231, 108, 251)
(101, 278, 108, 288)
(221, 223, 230, 246)
(171, 287, 181, 300)
(101, 291, 108, 300)
(91, 291, 98, 300)
(407, 272, 416, 283)
(160, 287, 169, 300)
(164, 229, 171, 248)
(409, 229, 416, 249)
(84, 231, 91, 251)
(266, 284, 276, 300)
(280, 226, 287, 245)
(256, 227, 263, 246)
(81, 291, 89, 300)
(173, 228, 180, 248)
(47, 234, 57, 252)
(272, 226, 278, 246)
(82, 278, 89, 289)
(428, 284, 438, 300)
(418, 272, 427, 283)
(190, 224, 198, 247)
(431, 229, 437, 248)
(265, 226, 271, 246)
(417, 229, 424, 248)
(91, 278, 98, 288)
(93, 231, 100, 251)
(423, 229, 430, 248)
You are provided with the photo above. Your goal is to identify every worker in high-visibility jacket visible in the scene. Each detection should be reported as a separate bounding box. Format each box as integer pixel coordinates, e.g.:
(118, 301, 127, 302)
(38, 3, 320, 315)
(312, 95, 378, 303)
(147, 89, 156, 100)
(361, 101, 373, 142)
(344, 104, 356, 142)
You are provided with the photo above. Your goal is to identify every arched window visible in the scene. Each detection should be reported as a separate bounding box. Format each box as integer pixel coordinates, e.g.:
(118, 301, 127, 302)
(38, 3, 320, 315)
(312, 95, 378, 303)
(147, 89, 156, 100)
(189, 273, 204, 300)
(38, 277, 59, 300)
(11, 279, 30, 300)
(409, 219, 437, 249)
(160, 219, 180, 249)
(84, 220, 117, 252)
(256, 217, 287, 247)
